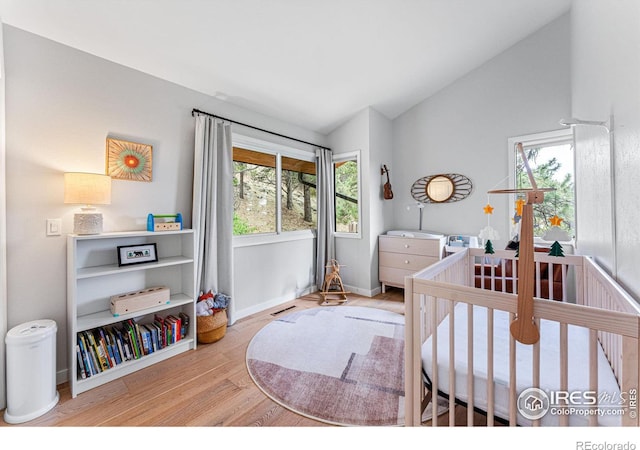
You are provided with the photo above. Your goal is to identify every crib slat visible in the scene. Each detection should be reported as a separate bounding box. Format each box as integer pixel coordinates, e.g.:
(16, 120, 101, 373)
(448, 299, 456, 426)
(509, 312, 517, 426)
(548, 262, 554, 301)
(513, 259, 518, 295)
(589, 329, 598, 426)
(560, 322, 569, 426)
(431, 296, 439, 427)
(535, 260, 541, 298)
(490, 259, 496, 292)
(467, 303, 474, 426)
(532, 318, 541, 426)
(621, 335, 639, 426)
(561, 264, 567, 302)
(487, 307, 494, 426)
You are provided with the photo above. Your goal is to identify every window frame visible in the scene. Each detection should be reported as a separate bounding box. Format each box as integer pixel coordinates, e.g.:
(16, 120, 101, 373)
(507, 128, 575, 241)
(232, 133, 317, 246)
(333, 150, 362, 239)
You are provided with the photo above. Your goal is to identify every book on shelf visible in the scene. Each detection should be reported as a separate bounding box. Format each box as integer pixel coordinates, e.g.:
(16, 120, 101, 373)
(82, 331, 101, 375)
(154, 314, 166, 348)
(106, 326, 123, 365)
(179, 312, 189, 339)
(147, 322, 160, 352)
(87, 330, 109, 372)
(99, 328, 116, 368)
(77, 334, 95, 377)
(112, 325, 129, 362)
(76, 344, 87, 379)
(125, 320, 142, 360)
(83, 331, 102, 374)
(167, 315, 181, 344)
(139, 324, 153, 355)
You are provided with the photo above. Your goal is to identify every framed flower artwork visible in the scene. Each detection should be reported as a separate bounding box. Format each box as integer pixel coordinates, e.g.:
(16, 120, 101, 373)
(106, 137, 153, 182)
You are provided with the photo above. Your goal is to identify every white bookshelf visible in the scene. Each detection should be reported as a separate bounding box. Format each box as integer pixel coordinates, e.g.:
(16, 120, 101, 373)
(67, 229, 197, 397)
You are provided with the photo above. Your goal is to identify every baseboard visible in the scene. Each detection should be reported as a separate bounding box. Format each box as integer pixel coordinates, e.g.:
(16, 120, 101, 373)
(57, 369, 68, 387)
(342, 284, 380, 298)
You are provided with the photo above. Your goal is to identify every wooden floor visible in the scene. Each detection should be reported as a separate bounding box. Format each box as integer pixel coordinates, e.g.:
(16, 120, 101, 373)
(0, 287, 482, 427)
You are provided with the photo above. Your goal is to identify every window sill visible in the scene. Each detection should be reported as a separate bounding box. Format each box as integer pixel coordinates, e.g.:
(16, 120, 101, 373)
(233, 229, 316, 248)
(335, 232, 361, 239)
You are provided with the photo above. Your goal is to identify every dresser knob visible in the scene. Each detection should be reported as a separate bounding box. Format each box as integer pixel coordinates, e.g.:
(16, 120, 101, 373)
(404, 244, 409, 248)
(404, 260, 409, 264)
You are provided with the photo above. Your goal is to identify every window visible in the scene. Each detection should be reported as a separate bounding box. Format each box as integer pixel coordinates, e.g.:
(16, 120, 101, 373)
(508, 129, 575, 240)
(333, 152, 361, 236)
(232, 137, 316, 236)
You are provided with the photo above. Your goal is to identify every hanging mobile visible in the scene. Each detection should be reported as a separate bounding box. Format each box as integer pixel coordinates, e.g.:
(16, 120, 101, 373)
(488, 142, 554, 345)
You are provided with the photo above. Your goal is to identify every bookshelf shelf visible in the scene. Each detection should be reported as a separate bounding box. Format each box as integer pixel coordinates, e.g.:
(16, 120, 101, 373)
(67, 230, 197, 398)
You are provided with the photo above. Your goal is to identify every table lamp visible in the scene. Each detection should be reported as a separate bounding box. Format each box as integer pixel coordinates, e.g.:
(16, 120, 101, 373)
(64, 172, 112, 234)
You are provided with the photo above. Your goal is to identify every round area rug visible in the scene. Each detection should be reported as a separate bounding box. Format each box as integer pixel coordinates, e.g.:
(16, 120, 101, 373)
(246, 305, 446, 426)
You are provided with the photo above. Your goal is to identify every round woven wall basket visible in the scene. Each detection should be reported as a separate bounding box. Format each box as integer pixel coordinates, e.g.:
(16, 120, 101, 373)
(197, 309, 228, 344)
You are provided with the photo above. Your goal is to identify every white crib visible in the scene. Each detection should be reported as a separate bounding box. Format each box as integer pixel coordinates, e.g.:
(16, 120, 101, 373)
(404, 248, 640, 426)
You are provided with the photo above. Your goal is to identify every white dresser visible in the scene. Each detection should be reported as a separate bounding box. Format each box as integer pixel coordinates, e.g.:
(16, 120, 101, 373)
(378, 234, 446, 292)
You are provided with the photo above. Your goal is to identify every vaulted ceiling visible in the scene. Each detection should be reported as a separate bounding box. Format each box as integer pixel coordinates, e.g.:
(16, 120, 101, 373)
(0, 0, 572, 134)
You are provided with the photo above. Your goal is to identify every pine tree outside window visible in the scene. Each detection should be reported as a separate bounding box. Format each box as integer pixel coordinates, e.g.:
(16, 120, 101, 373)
(232, 137, 317, 236)
(508, 129, 575, 241)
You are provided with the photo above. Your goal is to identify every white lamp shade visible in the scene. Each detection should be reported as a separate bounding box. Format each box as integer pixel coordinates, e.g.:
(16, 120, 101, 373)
(64, 172, 111, 205)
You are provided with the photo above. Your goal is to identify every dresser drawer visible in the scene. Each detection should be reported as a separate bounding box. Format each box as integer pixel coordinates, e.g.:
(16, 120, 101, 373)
(379, 251, 438, 271)
(379, 236, 442, 257)
(378, 267, 416, 288)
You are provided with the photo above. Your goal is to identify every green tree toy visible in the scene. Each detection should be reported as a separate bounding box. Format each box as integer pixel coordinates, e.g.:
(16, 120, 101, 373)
(484, 239, 495, 254)
(549, 240, 565, 257)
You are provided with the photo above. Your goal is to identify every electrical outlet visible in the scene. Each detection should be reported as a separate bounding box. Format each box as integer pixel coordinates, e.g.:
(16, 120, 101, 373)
(46, 218, 62, 236)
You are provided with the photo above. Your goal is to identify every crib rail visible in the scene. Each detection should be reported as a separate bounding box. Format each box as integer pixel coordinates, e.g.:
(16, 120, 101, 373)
(581, 257, 640, 405)
(404, 248, 640, 427)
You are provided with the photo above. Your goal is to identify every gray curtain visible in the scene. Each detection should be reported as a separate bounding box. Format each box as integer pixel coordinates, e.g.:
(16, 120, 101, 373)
(315, 147, 336, 288)
(192, 115, 235, 324)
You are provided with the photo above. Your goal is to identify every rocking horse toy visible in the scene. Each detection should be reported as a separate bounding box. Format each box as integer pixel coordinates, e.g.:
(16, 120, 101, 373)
(319, 259, 350, 305)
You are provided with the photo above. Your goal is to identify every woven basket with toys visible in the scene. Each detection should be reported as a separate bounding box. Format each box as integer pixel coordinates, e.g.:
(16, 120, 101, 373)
(196, 290, 230, 344)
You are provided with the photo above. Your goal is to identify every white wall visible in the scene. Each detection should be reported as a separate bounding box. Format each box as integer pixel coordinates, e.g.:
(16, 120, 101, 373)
(233, 234, 316, 319)
(571, 0, 640, 300)
(368, 108, 394, 291)
(327, 107, 393, 295)
(391, 14, 571, 249)
(2, 25, 325, 382)
(328, 109, 369, 293)
(0, 19, 7, 410)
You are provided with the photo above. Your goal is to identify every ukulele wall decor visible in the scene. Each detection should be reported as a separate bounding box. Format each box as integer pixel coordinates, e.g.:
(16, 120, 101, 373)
(381, 165, 394, 200)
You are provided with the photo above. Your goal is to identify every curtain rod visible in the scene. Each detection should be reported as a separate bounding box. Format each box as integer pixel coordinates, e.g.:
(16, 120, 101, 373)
(191, 108, 331, 151)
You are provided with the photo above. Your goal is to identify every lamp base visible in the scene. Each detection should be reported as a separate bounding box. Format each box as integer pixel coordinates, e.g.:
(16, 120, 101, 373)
(74, 212, 103, 235)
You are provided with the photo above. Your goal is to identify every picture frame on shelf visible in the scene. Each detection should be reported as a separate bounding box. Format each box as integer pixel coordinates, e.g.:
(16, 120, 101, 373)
(117, 243, 158, 266)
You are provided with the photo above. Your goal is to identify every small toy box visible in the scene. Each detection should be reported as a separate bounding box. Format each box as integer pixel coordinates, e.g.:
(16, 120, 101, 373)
(110, 286, 170, 316)
(147, 213, 183, 232)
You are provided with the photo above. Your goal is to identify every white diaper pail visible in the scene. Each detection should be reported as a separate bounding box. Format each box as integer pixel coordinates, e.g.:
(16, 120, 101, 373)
(4, 319, 59, 424)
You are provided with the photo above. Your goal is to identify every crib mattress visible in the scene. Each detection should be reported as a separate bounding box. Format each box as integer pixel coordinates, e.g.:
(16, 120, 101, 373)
(422, 303, 622, 426)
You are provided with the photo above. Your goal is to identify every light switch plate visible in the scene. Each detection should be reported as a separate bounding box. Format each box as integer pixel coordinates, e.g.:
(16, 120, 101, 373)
(46, 218, 62, 236)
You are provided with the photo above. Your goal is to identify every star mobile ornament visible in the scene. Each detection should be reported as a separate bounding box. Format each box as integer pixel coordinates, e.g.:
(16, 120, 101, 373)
(543, 192, 571, 242)
(549, 214, 563, 227)
(481, 198, 498, 253)
(488, 142, 554, 345)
